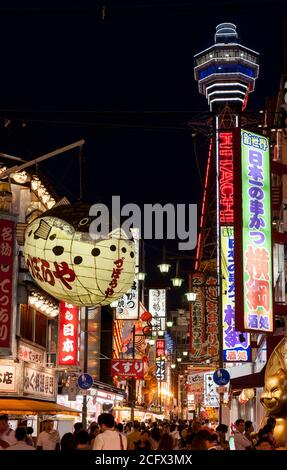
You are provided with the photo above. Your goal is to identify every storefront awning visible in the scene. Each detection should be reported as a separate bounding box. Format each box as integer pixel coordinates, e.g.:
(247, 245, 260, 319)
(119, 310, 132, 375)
(0, 398, 80, 416)
(230, 366, 265, 394)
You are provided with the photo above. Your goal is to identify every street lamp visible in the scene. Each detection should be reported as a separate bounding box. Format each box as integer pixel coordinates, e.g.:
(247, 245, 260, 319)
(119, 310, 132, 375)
(171, 260, 184, 287)
(158, 245, 171, 274)
(185, 292, 197, 302)
(138, 272, 147, 281)
(158, 263, 171, 274)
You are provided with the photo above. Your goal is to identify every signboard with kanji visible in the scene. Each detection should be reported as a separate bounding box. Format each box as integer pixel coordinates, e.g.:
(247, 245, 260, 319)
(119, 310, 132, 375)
(204, 372, 219, 407)
(148, 289, 166, 331)
(221, 226, 251, 362)
(156, 339, 166, 358)
(111, 359, 144, 379)
(155, 359, 166, 381)
(115, 229, 139, 320)
(234, 130, 273, 333)
(0, 363, 19, 395)
(23, 364, 57, 401)
(18, 341, 45, 365)
(0, 218, 15, 355)
(58, 301, 79, 366)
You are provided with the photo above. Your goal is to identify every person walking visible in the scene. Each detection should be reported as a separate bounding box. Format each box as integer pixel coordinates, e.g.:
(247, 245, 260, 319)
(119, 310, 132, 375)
(93, 413, 127, 450)
(6, 428, 35, 451)
(234, 419, 252, 450)
(0, 415, 16, 449)
(36, 419, 60, 450)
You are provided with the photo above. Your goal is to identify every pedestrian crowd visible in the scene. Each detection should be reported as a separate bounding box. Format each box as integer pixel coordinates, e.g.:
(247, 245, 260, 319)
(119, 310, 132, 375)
(0, 413, 285, 451)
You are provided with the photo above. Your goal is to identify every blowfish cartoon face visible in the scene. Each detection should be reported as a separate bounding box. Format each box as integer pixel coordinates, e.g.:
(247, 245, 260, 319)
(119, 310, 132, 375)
(24, 204, 136, 306)
(260, 368, 287, 415)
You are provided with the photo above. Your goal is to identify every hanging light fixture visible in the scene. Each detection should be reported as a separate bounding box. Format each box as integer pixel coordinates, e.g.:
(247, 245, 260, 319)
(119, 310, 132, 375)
(158, 330, 165, 337)
(171, 260, 184, 287)
(177, 357, 182, 362)
(138, 272, 147, 281)
(166, 321, 173, 328)
(158, 245, 171, 274)
(182, 351, 188, 357)
(171, 364, 176, 369)
(185, 292, 197, 302)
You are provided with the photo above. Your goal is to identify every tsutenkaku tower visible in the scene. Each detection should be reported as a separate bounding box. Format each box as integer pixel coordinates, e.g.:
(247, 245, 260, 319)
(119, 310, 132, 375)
(194, 22, 259, 272)
(192, 23, 259, 371)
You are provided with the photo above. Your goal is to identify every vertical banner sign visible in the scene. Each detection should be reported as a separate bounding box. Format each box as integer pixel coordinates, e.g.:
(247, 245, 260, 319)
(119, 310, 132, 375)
(148, 289, 166, 331)
(58, 302, 79, 366)
(221, 227, 251, 361)
(205, 276, 219, 359)
(204, 372, 219, 407)
(115, 229, 139, 320)
(219, 131, 251, 359)
(190, 273, 206, 358)
(235, 130, 273, 333)
(219, 132, 234, 224)
(0, 219, 15, 353)
(155, 360, 166, 381)
(156, 339, 166, 358)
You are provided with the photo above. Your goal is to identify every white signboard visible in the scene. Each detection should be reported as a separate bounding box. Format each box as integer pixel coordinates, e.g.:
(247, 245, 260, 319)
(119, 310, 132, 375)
(18, 341, 45, 365)
(204, 372, 219, 407)
(0, 364, 18, 394)
(23, 364, 56, 401)
(115, 229, 139, 320)
(149, 289, 166, 331)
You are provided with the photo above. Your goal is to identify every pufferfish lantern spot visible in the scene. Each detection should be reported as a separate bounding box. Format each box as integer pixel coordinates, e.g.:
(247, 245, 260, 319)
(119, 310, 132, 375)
(24, 202, 136, 307)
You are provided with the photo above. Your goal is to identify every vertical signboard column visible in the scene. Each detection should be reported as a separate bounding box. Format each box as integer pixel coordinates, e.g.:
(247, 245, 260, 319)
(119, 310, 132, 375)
(234, 130, 273, 333)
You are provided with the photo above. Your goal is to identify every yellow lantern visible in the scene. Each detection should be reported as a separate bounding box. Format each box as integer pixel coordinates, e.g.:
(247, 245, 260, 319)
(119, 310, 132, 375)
(24, 203, 136, 306)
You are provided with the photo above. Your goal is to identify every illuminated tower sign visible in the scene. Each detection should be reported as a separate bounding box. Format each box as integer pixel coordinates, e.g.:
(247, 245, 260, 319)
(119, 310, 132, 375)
(194, 23, 260, 363)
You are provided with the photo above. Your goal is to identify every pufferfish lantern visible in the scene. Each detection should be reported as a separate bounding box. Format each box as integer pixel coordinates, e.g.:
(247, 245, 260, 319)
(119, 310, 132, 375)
(24, 203, 136, 306)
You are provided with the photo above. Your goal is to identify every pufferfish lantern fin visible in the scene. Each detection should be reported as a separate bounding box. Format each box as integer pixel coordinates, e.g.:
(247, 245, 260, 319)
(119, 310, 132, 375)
(108, 227, 130, 240)
(34, 219, 52, 240)
(265, 337, 287, 379)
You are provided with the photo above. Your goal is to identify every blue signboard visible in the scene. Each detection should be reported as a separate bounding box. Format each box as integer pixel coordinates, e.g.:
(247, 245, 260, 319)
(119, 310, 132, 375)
(78, 373, 93, 390)
(213, 368, 230, 386)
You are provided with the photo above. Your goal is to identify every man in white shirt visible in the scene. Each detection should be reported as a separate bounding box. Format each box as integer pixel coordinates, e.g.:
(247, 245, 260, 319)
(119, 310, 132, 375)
(234, 419, 252, 450)
(6, 427, 35, 451)
(0, 414, 17, 449)
(37, 419, 60, 450)
(93, 413, 127, 450)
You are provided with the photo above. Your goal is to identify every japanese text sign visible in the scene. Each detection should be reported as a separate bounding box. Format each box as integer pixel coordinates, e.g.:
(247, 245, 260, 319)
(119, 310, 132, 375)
(235, 130, 273, 333)
(0, 364, 17, 394)
(221, 227, 251, 362)
(111, 359, 144, 379)
(23, 364, 56, 401)
(219, 132, 234, 225)
(204, 372, 219, 407)
(156, 339, 166, 358)
(149, 289, 166, 331)
(155, 359, 166, 381)
(58, 301, 79, 366)
(0, 218, 15, 352)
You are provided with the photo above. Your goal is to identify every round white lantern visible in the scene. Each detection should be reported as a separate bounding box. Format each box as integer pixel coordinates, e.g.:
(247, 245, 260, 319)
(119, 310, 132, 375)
(24, 204, 136, 307)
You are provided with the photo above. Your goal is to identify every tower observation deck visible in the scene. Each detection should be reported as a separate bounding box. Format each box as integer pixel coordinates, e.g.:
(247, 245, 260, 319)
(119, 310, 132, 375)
(194, 23, 259, 111)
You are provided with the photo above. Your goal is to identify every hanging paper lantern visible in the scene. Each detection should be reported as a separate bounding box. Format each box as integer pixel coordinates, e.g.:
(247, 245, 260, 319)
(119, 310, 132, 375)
(24, 203, 136, 306)
(239, 388, 254, 404)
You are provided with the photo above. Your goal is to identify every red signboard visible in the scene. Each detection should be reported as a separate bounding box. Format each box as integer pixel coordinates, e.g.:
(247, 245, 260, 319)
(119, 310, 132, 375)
(58, 302, 79, 366)
(0, 219, 15, 352)
(111, 359, 144, 379)
(219, 132, 234, 225)
(156, 339, 166, 358)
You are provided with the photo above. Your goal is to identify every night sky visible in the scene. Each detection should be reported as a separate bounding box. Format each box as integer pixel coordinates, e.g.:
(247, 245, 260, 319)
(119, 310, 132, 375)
(0, 0, 285, 302)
